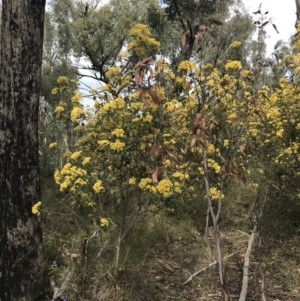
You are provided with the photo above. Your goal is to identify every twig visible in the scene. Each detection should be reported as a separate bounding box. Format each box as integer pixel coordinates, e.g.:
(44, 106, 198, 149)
(183, 251, 239, 285)
(84, 227, 99, 262)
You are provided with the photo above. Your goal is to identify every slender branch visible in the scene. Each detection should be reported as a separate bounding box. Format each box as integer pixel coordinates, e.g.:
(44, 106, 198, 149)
(183, 252, 239, 285)
(238, 223, 257, 301)
(172, 0, 186, 30)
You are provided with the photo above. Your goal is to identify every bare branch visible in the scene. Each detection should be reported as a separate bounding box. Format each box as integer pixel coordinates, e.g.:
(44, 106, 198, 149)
(183, 252, 240, 285)
(238, 223, 257, 301)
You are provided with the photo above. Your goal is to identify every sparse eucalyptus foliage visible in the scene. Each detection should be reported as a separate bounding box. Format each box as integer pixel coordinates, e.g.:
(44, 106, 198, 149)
(49, 0, 158, 83)
(162, 0, 231, 22)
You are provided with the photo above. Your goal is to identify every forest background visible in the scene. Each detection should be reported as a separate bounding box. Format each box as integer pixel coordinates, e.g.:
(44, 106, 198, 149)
(37, 0, 300, 300)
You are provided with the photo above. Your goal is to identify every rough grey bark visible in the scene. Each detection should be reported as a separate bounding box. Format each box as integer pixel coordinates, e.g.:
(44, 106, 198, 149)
(0, 1, 51, 300)
(296, 0, 300, 22)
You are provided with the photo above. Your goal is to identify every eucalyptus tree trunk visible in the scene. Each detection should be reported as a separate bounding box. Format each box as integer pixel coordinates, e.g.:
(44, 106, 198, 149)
(0, 1, 51, 300)
(296, 0, 300, 23)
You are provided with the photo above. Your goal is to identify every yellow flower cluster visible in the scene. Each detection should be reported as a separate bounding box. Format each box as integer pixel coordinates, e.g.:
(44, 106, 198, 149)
(98, 140, 110, 147)
(138, 178, 156, 192)
(98, 97, 125, 114)
(54, 105, 64, 116)
(110, 139, 125, 152)
(82, 157, 91, 166)
(223, 139, 229, 147)
(156, 179, 173, 197)
(229, 41, 242, 48)
(106, 66, 120, 79)
(139, 178, 152, 189)
(128, 23, 161, 57)
(207, 159, 221, 174)
(57, 76, 69, 84)
(178, 60, 196, 72)
(70, 151, 82, 160)
(207, 143, 215, 154)
(128, 177, 136, 185)
(54, 163, 87, 191)
(49, 142, 57, 149)
(51, 87, 59, 95)
(71, 91, 83, 104)
(172, 172, 186, 181)
(93, 180, 104, 193)
(225, 60, 242, 71)
(209, 187, 224, 200)
(100, 218, 109, 227)
(32, 201, 42, 216)
(70, 107, 84, 122)
(111, 128, 125, 138)
(143, 113, 153, 123)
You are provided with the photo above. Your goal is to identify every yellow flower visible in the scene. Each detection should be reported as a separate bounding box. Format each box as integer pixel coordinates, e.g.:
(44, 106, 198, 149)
(54, 170, 61, 184)
(57, 76, 68, 84)
(49, 142, 57, 149)
(51, 87, 59, 95)
(223, 139, 229, 147)
(93, 180, 104, 193)
(74, 178, 87, 186)
(172, 172, 185, 181)
(82, 157, 91, 166)
(63, 150, 72, 157)
(32, 201, 42, 216)
(111, 128, 125, 138)
(225, 60, 242, 71)
(139, 178, 152, 190)
(129, 177, 136, 185)
(209, 187, 224, 200)
(100, 218, 109, 227)
(70, 151, 82, 160)
(198, 167, 205, 175)
(70, 107, 84, 122)
(229, 41, 242, 48)
(143, 113, 153, 123)
(207, 143, 215, 154)
(71, 92, 83, 104)
(156, 179, 173, 197)
(110, 139, 125, 152)
(276, 129, 284, 137)
(98, 140, 110, 147)
(54, 105, 64, 115)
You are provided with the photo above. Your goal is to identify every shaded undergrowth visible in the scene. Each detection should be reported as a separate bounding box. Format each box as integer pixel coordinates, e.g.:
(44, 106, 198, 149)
(41, 177, 300, 301)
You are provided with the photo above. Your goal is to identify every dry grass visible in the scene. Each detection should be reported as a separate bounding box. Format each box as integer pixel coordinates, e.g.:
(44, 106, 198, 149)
(42, 178, 300, 301)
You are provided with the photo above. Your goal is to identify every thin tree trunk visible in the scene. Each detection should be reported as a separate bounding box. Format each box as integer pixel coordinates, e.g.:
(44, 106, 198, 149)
(239, 224, 257, 301)
(205, 204, 210, 236)
(295, 0, 300, 23)
(203, 151, 224, 287)
(0, 1, 51, 300)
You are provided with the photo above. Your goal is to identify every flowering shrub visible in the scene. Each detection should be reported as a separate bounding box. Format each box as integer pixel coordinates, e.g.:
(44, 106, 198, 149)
(52, 23, 300, 244)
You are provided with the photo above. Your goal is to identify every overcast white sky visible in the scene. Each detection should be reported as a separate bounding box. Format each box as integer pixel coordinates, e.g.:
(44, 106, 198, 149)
(243, 0, 296, 52)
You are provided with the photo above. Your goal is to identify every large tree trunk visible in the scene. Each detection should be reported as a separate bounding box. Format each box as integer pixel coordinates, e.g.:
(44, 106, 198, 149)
(296, 0, 300, 24)
(0, 1, 51, 300)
